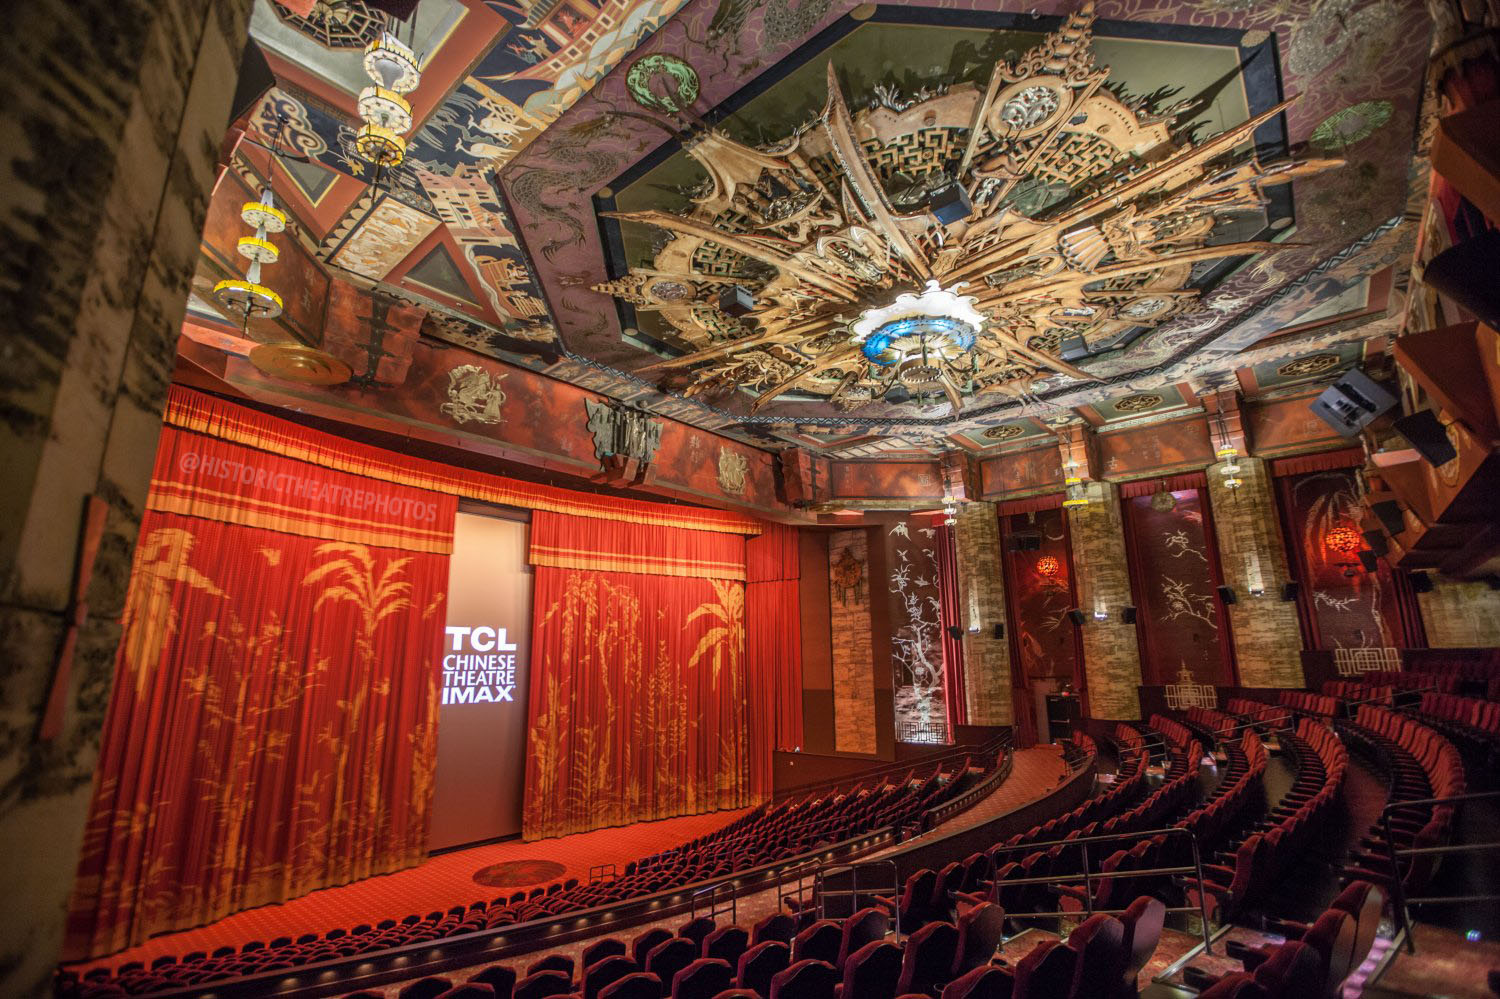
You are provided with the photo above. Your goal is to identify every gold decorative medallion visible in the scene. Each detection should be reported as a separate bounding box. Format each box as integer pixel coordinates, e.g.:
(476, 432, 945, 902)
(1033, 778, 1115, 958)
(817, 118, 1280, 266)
(983, 424, 1027, 441)
(441, 364, 508, 425)
(1115, 393, 1165, 413)
(717, 447, 750, 495)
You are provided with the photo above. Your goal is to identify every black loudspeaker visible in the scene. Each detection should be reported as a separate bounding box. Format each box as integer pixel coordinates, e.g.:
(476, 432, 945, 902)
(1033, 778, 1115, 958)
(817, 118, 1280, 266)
(946, 624, 964, 641)
(1216, 585, 1237, 605)
(1309, 368, 1396, 437)
(1410, 571, 1435, 593)
(993, 622, 1005, 639)
(1371, 500, 1406, 536)
(1357, 550, 1380, 573)
(1281, 581, 1301, 602)
(1067, 608, 1087, 625)
(1362, 530, 1390, 556)
(1393, 410, 1459, 466)
(719, 284, 756, 317)
(928, 181, 974, 225)
(1121, 605, 1137, 624)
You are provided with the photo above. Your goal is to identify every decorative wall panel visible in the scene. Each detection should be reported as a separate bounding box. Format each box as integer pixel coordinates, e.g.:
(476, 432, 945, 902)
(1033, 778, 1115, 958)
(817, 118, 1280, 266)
(828, 530, 876, 754)
(885, 519, 947, 744)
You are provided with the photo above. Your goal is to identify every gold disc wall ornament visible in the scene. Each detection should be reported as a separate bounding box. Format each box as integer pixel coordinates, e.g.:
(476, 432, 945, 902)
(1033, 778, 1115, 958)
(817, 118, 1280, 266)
(248, 343, 353, 385)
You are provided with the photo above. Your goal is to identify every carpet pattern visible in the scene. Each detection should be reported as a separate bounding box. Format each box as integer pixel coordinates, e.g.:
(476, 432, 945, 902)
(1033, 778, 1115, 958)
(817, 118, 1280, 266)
(472, 860, 569, 888)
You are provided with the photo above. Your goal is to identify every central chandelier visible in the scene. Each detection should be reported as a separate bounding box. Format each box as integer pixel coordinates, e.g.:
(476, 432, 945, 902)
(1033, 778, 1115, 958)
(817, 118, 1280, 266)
(853, 281, 984, 368)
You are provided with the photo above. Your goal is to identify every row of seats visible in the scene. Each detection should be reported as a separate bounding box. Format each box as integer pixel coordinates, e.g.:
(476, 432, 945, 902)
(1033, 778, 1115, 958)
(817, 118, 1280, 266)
(64, 757, 997, 998)
(1190, 881, 1386, 999)
(1276, 691, 1338, 718)
(1340, 705, 1463, 898)
(1418, 691, 1500, 737)
(1185, 719, 1346, 922)
(1320, 680, 1394, 706)
(311, 894, 1167, 999)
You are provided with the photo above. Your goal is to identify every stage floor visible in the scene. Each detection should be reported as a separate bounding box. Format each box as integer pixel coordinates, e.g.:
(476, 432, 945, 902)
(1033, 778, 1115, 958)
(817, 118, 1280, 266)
(74, 807, 750, 973)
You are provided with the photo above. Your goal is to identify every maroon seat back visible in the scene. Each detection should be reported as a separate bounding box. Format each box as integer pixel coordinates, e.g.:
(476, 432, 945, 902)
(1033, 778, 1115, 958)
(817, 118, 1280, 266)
(401, 978, 456, 999)
(793, 920, 842, 965)
(1198, 973, 1268, 998)
(737, 941, 791, 998)
(1010, 939, 1076, 999)
(952, 902, 1006, 976)
(527, 954, 574, 980)
(470, 964, 518, 999)
(754, 913, 797, 945)
(647, 938, 698, 992)
(1299, 910, 1356, 994)
(838, 941, 902, 999)
(513, 970, 572, 999)
(436, 986, 494, 999)
(1251, 941, 1321, 999)
(598, 972, 663, 999)
(837, 908, 889, 968)
(633, 928, 674, 967)
(584, 956, 638, 999)
(1118, 896, 1166, 994)
(1066, 913, 1125, 999)
(703, 926, 750, 967)
(939, 965, 1013, 999)
(679, 917, 717, 948)
(583, 938, 628, 970)
(769, 958, 838, 999)
(1330, 881, 1384, 974)
(895, 920, 960, 996)
(671, 958, 733, 999)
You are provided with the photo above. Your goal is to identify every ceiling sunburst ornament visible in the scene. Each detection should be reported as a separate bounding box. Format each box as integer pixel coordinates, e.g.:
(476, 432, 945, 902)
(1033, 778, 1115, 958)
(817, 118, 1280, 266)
(1115, 392, 1165, 413)
(596, 4, 1338, 417)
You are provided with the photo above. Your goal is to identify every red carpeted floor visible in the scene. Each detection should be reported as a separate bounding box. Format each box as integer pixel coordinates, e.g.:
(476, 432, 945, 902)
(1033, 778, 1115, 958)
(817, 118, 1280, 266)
(74, 807, 750, 973)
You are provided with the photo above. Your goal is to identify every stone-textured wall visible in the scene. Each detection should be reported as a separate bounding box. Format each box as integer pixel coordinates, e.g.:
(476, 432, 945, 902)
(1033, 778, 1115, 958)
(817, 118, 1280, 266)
(0, 0, 251, 989)
(1418, 579, 1500, 647)
(1065, 483, 1143, 720)
(1206, 458, 1306, 687)
(828, 529, 877, 753)
(954, 503, 1012, 725)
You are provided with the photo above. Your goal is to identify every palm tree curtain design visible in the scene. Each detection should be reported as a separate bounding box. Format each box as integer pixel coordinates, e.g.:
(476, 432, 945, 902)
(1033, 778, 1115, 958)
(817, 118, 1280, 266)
(523, 511, 752, 840)
(66, 426, 453, 959)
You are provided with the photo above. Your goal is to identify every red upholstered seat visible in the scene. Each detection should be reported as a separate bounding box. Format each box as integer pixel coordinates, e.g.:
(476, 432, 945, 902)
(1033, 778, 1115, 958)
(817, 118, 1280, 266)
(834, 940, 902, 999)
(939, 965, 1013, 999)
(894, 920, 959, 997)
(951, 901, 1005, 977)
(792, 919, 843, 966)
(1066, 913, 1125, 999)
(514, 970, 572, 999)
(599, 973, 663, 999)
(671, 958, 733, 999)
(769, 958, 839, 999)
(1009, 938, 1075, 999)
(835, 907, 888, 970)
(583, 956, 639, 999)
(400, 978, 456, 999)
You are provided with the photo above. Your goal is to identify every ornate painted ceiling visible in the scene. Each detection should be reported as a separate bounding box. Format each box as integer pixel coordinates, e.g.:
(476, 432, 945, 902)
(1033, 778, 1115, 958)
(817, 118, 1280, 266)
(205, 0, 1433, 458)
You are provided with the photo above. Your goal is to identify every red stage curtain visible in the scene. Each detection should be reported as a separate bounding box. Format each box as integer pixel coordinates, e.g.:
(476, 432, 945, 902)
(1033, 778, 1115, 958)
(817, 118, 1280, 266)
(936, 524, 968, 733)
(523, 512, 751, 839)
(997, 493, 1065, 515)
(66, 429, 453, 958)
(1269, 448, 1365, 477)
(164, 386, 760, 536)
(746, 524, 804, 776)
(1121, 487, 1236, 686)
(1119, 472, 1210, 498)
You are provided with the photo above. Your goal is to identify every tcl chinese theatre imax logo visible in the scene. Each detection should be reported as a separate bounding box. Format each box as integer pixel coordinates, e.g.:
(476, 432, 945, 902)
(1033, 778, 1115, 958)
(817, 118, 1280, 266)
(442, 627, 519, 705)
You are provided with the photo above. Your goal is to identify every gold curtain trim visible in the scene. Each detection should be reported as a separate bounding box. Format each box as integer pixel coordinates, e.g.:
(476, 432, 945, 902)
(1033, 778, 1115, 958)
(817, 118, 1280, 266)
(146, 493, 453, 554)
(151, 479, 454, 546)
(530, 544, 746, 580)
(164, 388, 763, 536)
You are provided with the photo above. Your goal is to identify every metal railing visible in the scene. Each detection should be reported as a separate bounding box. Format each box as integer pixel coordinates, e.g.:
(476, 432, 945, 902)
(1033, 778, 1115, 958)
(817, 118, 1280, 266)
(1381, 790, 1500, 953)
(689, 880, 738, 925)
(773, 731, 1010, 802)
(813, 860, 902, 936)
(983, 825, 1216, 954)
(587, 862, 617, 884)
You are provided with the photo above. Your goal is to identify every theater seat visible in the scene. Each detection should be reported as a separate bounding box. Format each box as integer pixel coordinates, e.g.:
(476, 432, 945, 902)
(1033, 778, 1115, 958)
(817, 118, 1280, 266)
(514, 970, 573, 999)
(834, 940, 901, 999)
(646, 939, 698, 994)
(582, 939, 628, 970)
(702, 926, 749, 967)
(470, 964, 518, 999)
(634, 929, 675, 968)
(528, 955, 575, 980)
(671, 958, 733, 999)
(599, 973, 662, 999)
(940, 965, 1013, 999)
(401, 978, 456, 999)
(836, 908, 888, 969)
(1116, 896, 1165, 998)
(1010, 939, 1075, 999)
(951, 902, 1005, 977)
(584, 956, 639, 999)
(792, 919, 842, 965)
(894, 920, 959, 997)
(769, 958, 839, 999)
(436, 986, 496, 999)
(1066, 913, 1125, 999)
(738, 940, 791, 997)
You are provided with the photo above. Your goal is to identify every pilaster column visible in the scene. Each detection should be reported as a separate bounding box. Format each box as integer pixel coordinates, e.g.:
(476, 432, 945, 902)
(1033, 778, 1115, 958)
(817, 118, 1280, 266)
(1065, 481, 1143, 720)
(954, 502, 1011, 725)
(1206, 457, 1306, 687)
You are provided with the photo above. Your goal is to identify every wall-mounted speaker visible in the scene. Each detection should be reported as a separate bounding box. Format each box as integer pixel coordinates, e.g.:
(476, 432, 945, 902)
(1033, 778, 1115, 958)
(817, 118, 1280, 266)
(1392, 410, 1458, 466)
(1357, 550, 1380, 573)
(1281, 581, 1301, 602)
(946, 624, 964, 641)
(1362, 530, 1390, 556)
(1309, 368, 1396, 437)
(1216, 585, 1237, 605)
(993, 622, 1005, 639)
(230, 40, 275, 126)
(1121, 605, 1137, 624)
(1067, 608, 1087, 626)
(1371, 500, 1405, 536)
(1410, 571, 1435, 593)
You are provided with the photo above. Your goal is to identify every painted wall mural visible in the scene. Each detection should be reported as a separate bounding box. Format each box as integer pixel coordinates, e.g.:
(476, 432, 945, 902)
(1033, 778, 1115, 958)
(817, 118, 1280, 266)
(827, 530, 876, 754)
(1000, 509, 1080, 684)
(1122, 488, 1234, 686)
(887, 519, 947, 744)
(1278, 468, 1401, 649)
